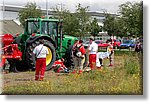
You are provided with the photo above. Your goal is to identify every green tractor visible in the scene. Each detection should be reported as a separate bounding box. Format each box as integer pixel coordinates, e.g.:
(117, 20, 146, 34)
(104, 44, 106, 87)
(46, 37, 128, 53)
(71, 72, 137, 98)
(14, 17, 84, 71)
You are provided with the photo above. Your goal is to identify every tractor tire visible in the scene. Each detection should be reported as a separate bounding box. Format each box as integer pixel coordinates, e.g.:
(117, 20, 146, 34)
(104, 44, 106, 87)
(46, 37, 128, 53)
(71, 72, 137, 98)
(26, 39, 56, 71)
(15, 60, 25, 71)
(64, 45, 88, 69)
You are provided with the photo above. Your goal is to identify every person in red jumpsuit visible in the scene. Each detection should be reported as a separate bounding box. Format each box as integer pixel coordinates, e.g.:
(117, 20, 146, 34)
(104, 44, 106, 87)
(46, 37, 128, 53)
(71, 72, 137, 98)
(33, 40, 49, 81)
(52, 58, 69, 73)
(88, 36, 98, 70)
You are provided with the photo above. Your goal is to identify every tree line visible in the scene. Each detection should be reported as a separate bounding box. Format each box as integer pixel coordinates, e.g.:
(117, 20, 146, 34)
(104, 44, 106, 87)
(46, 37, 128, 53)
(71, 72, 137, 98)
(19, 1, 143, 38)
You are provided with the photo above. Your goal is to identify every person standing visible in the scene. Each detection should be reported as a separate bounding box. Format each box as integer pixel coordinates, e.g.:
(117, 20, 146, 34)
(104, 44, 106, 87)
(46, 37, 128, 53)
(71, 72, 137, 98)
(107, 41, 114, 66)
(88, 36, 98, 70)
(135, 41, 142, 53)
(33, 40, 49, 81)
(72, 40, 86, 74)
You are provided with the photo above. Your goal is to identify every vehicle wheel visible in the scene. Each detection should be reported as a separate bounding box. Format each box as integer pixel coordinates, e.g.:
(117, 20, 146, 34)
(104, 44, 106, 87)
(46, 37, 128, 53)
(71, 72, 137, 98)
(26, 39, 56, 71)
(15, 60, 26, 71)
(64, 45, 88, 69)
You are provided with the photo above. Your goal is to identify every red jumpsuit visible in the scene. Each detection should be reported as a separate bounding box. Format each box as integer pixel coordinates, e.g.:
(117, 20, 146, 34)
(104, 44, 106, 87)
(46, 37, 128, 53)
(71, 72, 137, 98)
(88, 41, 98, 70)
(52, 60, 67, 73)
(33, 44, 49, 81)
(35, 58, 46, 80)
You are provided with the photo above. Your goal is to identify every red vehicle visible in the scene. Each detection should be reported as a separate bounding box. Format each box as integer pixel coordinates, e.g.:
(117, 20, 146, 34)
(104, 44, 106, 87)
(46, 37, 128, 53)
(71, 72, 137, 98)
(83, 40, 109, 48)
(113, 39, 121, 47)
(106, 39, 121, 48)
(95, 40, 109, 47)
(0, 34, 22, 68)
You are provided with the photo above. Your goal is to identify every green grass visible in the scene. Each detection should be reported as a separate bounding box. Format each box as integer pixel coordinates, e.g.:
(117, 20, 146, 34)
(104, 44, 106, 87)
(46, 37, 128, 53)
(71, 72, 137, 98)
(2, 52, 143, 95)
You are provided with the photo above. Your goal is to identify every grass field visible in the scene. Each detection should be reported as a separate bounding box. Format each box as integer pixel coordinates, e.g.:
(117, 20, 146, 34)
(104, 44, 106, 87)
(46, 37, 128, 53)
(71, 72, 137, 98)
(2, 51, 143, 95)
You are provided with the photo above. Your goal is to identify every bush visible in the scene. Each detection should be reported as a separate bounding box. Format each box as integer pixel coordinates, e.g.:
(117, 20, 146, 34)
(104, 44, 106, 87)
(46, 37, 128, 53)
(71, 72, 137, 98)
(124, 52, 140, 74)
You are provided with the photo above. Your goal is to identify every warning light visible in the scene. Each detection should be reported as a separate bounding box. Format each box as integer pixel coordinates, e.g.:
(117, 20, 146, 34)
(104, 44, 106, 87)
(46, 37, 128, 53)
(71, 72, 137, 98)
(32, 33, 36, 36)
(41, 16, 45, 19)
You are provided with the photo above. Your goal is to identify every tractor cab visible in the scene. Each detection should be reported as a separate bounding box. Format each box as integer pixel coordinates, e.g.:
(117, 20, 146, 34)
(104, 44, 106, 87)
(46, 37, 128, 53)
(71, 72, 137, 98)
(25, 18, 59, 35)
(24, 18, 61, 46)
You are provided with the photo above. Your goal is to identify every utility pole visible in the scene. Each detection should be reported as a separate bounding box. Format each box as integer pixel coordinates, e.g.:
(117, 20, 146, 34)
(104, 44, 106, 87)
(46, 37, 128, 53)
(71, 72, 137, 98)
(57, 3, 65, 19)
(46, 0, 48, 18)
(2, 0, 5, 20)
(57, 3, 65, 55)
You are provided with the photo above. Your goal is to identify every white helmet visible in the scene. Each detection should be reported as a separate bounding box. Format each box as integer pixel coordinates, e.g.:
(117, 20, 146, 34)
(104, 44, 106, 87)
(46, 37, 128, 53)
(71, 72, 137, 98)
(76, 52, 82, 57)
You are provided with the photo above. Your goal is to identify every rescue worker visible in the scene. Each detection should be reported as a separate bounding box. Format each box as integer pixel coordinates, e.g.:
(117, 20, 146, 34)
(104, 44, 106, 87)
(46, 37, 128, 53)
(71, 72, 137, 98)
(33, 40, 49, 81)
(72, 40, 86, 74)
(52, 58, 69, 73)
(107, 40, 114, 66)
(88, 36, 98, 70)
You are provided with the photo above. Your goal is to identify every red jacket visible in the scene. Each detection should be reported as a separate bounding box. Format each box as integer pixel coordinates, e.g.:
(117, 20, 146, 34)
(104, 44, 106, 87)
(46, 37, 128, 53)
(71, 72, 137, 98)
(52, 60, 67, 73)
(52, 60, 66, 68)
(79, 45, 86, 55)
(73, 43, 86, 55)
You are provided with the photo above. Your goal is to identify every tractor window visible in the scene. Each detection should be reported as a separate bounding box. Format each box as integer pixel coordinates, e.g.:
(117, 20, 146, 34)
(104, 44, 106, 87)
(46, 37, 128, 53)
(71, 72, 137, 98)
(41, 21, 57, 36)
(27, 21, 39, 34)
(49, 22, 57, 36)
(41, 22, 48, 34)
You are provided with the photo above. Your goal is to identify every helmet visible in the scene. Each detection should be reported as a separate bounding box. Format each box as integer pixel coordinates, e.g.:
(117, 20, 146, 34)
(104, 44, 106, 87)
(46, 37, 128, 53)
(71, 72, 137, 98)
(76, 52, 82, 57)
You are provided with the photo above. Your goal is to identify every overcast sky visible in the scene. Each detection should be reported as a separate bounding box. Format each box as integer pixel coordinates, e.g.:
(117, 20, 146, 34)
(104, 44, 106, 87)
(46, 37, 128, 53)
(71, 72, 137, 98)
(1, 0, 141, 14)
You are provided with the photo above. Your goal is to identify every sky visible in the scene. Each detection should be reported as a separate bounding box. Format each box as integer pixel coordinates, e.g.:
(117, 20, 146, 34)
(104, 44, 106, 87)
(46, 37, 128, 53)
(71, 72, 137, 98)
(0, 0, 141, 14)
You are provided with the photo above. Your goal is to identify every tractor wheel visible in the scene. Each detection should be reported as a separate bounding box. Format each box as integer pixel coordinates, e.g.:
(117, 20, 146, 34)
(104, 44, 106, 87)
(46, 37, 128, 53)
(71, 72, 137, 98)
(26, 39, 56, 71)
(15, 60, 25, 71)
(64, 45, 88, 69)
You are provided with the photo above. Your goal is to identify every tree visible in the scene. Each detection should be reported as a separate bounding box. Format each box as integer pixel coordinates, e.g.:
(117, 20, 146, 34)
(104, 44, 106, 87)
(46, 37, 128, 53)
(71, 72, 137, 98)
(90, 18, 100, 37)
(119, 1, 143, 37)
(103, 13, 117, 36)
(76, 3, 90, 38)
(18, 2, 42, 26)
(62, 11, 80, 36)
(103, 1, 142, 38)
(53, 3, 90, 37)
(114, 17, 128, 38)
(53, 6, 80, 36)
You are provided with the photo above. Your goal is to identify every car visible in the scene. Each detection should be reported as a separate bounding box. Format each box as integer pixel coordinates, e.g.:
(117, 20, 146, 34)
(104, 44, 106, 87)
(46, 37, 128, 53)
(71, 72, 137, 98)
(119, 40, 135, 49)
(83, 41, 90, 49)
(93, 40, 109, 48)
(106, 39, 121, 48)
(113, 39, 121, 48)
(95, 40, 103, 47)
(83, 40, 109, 49)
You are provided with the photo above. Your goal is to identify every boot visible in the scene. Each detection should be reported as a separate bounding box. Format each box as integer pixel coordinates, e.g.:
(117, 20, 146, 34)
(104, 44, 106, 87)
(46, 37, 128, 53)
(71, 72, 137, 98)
(109, 64, 113, 67)
(71, 70, 77, 74)
(78, 70, 83, 74)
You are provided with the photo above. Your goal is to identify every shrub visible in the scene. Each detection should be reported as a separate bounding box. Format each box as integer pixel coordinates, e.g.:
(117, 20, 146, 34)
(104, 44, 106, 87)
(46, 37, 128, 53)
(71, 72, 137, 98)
(124, 52, 140, 74)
